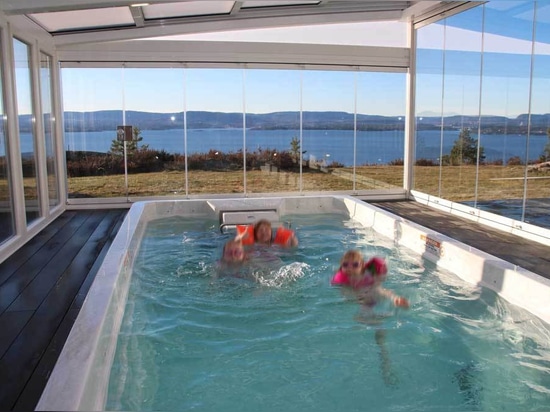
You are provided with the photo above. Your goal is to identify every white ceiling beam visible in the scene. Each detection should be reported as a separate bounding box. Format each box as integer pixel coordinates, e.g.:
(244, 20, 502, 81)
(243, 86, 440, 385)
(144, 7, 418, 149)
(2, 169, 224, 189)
(56, 39, 410, 70)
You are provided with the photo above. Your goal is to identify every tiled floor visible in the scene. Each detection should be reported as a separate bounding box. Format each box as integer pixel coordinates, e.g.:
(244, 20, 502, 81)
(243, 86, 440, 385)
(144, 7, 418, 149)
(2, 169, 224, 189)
(1, 200, 549, 410)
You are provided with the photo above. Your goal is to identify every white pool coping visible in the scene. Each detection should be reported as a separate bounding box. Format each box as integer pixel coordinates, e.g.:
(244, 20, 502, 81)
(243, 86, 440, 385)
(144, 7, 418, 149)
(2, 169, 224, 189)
(36, 195, 550, 411)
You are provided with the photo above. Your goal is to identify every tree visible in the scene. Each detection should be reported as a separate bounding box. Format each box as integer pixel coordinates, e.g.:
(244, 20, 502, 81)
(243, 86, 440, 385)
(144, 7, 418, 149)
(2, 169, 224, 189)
(289, 136, 306, 163)
(290, 136, 300, 162)
(448, 128, 485, 165)
(109, 126, 148, 155)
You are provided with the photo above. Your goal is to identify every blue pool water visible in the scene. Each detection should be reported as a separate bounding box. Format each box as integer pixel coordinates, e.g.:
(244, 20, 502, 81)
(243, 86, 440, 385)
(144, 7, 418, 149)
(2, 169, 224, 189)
(106, 214, 550, 411)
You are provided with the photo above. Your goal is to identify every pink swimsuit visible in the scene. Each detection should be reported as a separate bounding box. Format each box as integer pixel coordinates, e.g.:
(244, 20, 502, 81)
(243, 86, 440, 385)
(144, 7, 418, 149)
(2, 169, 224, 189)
(331, 270, 375, 289)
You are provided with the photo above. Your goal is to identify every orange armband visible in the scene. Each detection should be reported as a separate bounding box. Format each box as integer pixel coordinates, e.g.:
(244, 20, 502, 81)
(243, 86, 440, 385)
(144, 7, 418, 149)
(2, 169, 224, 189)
(236, 225, 255, 245)
(273, 227, 295, 246)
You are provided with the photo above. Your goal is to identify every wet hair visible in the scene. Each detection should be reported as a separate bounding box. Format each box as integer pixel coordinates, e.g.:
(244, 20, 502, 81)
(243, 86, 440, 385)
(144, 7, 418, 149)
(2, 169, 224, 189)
(222, 239, 244, 261)
(340, 250, 364, 266)
(253, 219, 272, 240)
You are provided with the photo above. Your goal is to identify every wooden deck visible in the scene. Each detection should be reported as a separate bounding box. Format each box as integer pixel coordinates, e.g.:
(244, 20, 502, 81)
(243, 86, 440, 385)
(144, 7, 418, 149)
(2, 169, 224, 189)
(0, 209, 127, 411)
(0, 201, 549, 411)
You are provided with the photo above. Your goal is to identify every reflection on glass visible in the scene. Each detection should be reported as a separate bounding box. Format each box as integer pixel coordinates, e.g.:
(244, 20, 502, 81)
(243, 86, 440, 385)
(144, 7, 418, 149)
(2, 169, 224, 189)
(245, 69, 301, 194)
(186, 68, 244, 195)
(477, 2, 533, 212)
(414, 21, 445, 196)
(62, 68, 126, 198)
(413, 2, 550, 230)
(439, 7, 483, 202)
(356, 72, 405, 190)
(0, 38, 15, 243)
(302, 70, 355, 192)
(124, 68, 185, 198)
(523, 1, 550, 228)
(40, 52, 59, 207)
(13, 38, 40, 224)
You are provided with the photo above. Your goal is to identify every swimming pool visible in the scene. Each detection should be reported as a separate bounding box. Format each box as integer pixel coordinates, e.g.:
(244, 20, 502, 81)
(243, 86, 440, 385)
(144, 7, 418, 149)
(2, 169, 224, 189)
(36, 196, 550, 411)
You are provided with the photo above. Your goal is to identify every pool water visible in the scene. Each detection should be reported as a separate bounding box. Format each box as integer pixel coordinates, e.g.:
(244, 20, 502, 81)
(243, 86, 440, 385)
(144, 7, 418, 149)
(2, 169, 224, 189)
(106, 214, 550, 411)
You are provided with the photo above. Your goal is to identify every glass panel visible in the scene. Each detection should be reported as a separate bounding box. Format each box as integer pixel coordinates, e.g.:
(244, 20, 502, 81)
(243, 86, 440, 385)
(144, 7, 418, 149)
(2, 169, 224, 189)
(245, 69, 302, 194)
(123, 68, 185, 197)
(186, 68, 244, 196)
(439, 7, 483, 202)
(62, 68, 126, 198)
(477, 2, 534, 217)
(414, 22, 445, 196)
(0, 37, 15, 243)
(355, 71, 406, 190)
(302, 70, 355, 192)
(526, 1, 550, 229)
(13, 38, 40, 224)
(40, 52, 60, 207)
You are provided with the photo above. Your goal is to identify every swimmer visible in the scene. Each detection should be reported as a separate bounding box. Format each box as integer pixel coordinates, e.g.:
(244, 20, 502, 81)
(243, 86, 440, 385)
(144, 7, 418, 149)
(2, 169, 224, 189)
(215, 238, 250, 279)
(236, 219, 298, 247)
(220, 238, 247, 265)
(331, 250, 409, 309)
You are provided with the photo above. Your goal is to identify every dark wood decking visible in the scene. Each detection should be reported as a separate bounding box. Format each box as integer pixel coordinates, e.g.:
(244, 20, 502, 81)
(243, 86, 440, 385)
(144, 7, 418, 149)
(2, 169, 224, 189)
(0, 209, 127, 411)
(1, 201, 549, 411)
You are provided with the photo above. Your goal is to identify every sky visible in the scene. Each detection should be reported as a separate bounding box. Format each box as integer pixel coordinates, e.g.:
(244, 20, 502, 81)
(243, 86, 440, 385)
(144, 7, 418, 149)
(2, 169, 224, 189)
(18, 2, 550, 118)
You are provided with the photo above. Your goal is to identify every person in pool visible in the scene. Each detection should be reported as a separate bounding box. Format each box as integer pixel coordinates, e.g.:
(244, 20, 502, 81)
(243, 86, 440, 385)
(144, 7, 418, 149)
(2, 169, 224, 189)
(236, 219, 298, 248)
(331, 250, 409, 309)
(220, 238, 247, 265)
(216, 238, 250, 279)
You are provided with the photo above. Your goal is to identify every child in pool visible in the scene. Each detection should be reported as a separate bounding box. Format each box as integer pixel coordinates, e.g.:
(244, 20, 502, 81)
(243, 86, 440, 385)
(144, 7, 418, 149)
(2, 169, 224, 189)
(237, 219, 298, 248)
(331, 250, 409, 309)
(216, 238, 250, 279)
(220, 238, 247, 265)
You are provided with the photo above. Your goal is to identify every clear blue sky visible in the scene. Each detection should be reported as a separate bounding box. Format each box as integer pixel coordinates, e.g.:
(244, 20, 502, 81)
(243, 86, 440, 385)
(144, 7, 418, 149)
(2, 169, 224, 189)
(61, 68, 406, 115)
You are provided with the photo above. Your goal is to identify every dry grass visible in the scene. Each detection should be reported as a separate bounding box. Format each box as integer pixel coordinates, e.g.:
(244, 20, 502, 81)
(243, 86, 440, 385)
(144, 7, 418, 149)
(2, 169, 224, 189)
(66, 165, 550, 201)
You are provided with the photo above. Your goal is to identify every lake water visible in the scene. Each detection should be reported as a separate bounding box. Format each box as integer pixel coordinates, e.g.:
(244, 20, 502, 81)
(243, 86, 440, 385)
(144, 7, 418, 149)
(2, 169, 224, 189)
(56, 128, 547, 167)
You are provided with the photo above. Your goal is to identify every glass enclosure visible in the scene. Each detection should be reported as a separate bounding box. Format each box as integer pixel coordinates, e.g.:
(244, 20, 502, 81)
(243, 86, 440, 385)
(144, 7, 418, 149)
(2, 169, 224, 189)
(40, 51, 60, 209)
(61, 67, 407, 199)
(0, 35, 14, 244)
(13, 37, 40, 225)
(414, 1, 550, 229)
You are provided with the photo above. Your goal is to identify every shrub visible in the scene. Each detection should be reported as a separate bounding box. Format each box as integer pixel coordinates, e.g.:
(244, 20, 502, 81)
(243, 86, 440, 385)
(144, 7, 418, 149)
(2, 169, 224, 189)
(415, 158, 436, 166)
(507, 156, 523, 166)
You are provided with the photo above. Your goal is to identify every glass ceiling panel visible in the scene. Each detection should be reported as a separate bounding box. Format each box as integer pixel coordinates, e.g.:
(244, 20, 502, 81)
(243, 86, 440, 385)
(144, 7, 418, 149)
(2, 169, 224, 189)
(241, 1, 320, 8)
(143, 1, 235, 19)
(29, 7, 134, 32)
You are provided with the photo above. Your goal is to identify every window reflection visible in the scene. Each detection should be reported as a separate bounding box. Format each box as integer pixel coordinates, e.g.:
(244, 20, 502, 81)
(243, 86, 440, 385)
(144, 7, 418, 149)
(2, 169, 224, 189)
(40, 52, 60, 208)
(0, 37, 15, 243)
(414, 1, 550, 229)
(13, 38, 40, 224)
(63, 68, 125, 199)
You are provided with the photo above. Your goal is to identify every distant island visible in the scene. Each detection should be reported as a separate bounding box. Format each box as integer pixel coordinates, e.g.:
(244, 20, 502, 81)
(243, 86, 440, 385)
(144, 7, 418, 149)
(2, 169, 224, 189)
(14, 110, 550, 135)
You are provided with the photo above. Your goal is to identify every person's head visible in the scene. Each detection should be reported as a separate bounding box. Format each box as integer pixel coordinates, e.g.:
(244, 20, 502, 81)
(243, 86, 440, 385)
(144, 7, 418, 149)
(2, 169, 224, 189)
(222, 239, 245, 263)
(254, 219, 273, 244)
(339, 250, 365, 279)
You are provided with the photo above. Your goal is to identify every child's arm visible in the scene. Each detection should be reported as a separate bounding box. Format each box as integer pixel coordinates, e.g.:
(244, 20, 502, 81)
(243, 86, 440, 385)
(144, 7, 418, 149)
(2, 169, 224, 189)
(377, 287, 410, 309)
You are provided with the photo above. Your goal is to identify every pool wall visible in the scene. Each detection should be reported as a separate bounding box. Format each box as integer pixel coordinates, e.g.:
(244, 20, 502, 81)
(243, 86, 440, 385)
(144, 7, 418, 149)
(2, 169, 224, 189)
(36, 195, 550, 411)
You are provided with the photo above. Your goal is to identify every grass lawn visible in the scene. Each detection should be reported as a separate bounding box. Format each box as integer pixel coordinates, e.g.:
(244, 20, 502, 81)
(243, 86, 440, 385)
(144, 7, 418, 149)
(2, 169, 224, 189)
(66, 165, 550, 201)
